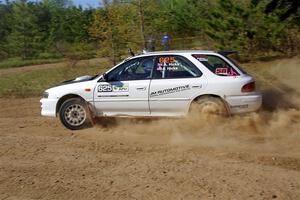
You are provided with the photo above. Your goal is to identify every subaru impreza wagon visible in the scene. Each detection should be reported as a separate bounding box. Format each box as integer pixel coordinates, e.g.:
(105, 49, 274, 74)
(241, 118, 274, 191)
(40, 50, 262, 130)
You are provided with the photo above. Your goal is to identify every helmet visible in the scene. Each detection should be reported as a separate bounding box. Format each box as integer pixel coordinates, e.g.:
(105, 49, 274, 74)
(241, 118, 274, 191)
(143, 59, 154, 72)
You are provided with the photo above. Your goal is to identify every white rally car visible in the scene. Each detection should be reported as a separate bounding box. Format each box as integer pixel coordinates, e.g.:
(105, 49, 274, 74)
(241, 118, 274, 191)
(40, 50, 262, 130)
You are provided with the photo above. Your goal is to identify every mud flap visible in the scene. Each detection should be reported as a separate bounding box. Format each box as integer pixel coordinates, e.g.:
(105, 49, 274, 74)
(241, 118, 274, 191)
(86, 102, 97, 125)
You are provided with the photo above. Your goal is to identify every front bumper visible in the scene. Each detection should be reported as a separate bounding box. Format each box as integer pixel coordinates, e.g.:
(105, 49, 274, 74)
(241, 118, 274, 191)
(40, 98, 58, 117)
(225, 92, 262, 114)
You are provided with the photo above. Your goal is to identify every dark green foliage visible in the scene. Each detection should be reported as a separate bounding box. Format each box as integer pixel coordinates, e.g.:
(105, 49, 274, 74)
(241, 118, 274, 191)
(6, 0, 43, 59)
(0, 0, 299, 64)
(0, 0, 94, 62)
(0, 2, 12, 59)
(265, 0, 300, 21)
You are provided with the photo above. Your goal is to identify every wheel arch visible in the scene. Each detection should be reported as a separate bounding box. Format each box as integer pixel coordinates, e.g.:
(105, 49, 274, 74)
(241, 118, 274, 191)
(189, 94, 230, 114)
(56, 94, 86, 116)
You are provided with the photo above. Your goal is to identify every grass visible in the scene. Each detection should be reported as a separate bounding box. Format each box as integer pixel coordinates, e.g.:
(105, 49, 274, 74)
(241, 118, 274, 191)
(0, 57, 63, 69)
(0, 62, 111, 97)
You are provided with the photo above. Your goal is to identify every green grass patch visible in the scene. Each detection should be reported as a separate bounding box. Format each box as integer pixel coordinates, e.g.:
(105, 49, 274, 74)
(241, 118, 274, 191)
(0, 57, 63, 69)
(0, 62, 111, 97)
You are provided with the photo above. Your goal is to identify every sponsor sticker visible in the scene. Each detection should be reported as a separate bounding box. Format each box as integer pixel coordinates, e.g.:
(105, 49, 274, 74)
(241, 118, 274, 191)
(227, 68, 238, 76)
(112, 84, 129, 92)
(193, 54, 208, 62)
(167, 66, 179, 71)
(150, 85, 190, 97)
(215, 68, 239, 76)
(215, 68, 228, 75)
(98, 83, 129, 92)
(197, 57, 208, 62)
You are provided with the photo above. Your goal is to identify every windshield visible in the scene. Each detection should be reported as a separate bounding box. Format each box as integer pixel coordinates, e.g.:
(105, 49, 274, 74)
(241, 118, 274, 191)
(93, 58, 132, 80)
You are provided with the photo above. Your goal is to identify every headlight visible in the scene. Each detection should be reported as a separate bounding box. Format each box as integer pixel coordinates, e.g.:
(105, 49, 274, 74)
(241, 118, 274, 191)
(42, 92, 49, 98)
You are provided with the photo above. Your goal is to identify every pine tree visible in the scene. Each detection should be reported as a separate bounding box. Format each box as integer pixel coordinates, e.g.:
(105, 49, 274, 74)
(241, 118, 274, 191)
(90, 0, 140, 64)
(0, 1, 12, 59)
(6, 0, 42, 59)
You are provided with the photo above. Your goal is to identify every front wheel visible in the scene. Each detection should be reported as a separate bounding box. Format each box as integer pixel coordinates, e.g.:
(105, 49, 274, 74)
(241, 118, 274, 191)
(59, 98, 92, 130)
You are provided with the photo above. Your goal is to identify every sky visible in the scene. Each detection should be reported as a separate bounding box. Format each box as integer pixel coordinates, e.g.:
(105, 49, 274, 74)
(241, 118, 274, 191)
(18, 0, 101, 8)
(72, 0, 100, 8)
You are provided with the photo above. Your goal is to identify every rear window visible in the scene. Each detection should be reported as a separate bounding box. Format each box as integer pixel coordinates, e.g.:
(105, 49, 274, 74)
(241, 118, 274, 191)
(192, 54, 241, 76)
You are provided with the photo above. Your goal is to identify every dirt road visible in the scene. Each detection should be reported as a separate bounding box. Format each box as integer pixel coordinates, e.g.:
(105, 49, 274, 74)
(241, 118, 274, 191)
(0, 58, 300, 199)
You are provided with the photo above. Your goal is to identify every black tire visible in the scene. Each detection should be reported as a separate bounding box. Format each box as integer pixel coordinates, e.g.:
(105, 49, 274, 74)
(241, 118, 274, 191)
(190, 96, 229, 116)
(59, 98, 92, 130)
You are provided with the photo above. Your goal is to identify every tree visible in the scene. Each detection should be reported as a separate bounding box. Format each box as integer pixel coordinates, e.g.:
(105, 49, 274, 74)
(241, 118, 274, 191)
(90, 0, 140, 64)
(0, 1, 12, 59)
(6, 0, 43, 59)
(204, 0, 251, 52)
(0, 0, 299, 61)
(42, 0, 94, 57)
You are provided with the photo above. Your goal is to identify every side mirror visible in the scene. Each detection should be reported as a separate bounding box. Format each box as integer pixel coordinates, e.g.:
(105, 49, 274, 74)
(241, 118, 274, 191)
(100, 73, 109, 82)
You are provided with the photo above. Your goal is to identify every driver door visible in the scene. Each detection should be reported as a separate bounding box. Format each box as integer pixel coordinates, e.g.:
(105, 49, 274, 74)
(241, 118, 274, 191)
(93, 56, 155, 117)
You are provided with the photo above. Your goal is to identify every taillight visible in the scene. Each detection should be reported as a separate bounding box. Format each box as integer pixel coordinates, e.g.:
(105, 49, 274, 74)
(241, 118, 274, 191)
(242, 82, 255, 93)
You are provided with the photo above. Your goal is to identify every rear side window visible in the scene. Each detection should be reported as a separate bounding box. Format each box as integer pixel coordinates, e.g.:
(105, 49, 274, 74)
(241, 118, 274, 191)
(192, 54, 240, 76)
(153, 55, 202, 79)
(224, 55, 247, 74)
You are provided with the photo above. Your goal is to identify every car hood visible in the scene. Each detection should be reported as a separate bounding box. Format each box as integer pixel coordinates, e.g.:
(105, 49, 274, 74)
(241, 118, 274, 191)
(58, 75, 95, 86)
(45, 75, 97, 97)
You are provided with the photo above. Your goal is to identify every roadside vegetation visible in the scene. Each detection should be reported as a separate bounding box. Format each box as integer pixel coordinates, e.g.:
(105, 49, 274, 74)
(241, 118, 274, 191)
(0, 57, 63, 69)
(0, 61, 111, 97)
(0, 0, 299, 65)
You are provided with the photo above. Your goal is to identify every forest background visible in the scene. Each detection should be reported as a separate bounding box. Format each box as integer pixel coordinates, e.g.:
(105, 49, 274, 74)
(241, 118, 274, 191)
(0, 0, 299, 67)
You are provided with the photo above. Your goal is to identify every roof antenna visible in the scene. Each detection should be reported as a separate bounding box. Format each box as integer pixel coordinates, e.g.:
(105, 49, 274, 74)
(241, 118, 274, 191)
(128, 48, 135, 57)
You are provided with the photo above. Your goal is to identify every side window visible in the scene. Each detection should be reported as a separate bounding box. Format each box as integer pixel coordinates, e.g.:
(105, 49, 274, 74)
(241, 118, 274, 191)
(107, 56, 155, 81)
(153, 55, 202, 79)
(192, 54, 239, 76)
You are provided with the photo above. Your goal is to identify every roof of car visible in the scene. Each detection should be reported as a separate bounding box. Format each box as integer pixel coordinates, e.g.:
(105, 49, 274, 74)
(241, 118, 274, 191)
(143, 50, 215, 55)
(122, 50, 218, 61)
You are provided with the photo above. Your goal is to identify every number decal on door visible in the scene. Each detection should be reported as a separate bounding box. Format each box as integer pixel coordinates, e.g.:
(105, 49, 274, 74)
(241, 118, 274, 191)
(98, 84, 113, 92)
(98, 83, 129, 92)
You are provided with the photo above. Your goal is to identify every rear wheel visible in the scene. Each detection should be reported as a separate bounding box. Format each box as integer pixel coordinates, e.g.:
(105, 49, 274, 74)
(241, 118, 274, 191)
(59, 98, 91, 130)
(190, 96, 228, 116)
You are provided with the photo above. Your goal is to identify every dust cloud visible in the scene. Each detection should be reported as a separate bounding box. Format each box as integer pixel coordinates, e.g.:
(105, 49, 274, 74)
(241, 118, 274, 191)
(94, 57, 300, 153)
(1, 58, 300, 199)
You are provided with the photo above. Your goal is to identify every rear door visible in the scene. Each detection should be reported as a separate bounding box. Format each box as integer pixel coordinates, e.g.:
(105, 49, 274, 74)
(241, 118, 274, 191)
(94, 56, 155, 116)
(149, 55, 206, 116)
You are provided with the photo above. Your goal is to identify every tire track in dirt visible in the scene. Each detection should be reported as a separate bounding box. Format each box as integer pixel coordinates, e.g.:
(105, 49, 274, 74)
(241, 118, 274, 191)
(0, 57, 300, 199)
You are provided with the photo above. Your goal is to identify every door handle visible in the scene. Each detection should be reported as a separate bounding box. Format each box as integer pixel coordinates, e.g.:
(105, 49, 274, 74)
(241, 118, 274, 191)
(136, 86, 147, 91)
(192, 85, 202, 88)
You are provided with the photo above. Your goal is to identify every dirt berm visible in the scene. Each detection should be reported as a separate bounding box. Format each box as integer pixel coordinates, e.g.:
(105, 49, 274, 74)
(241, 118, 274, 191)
(0, 58, 300, 199)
